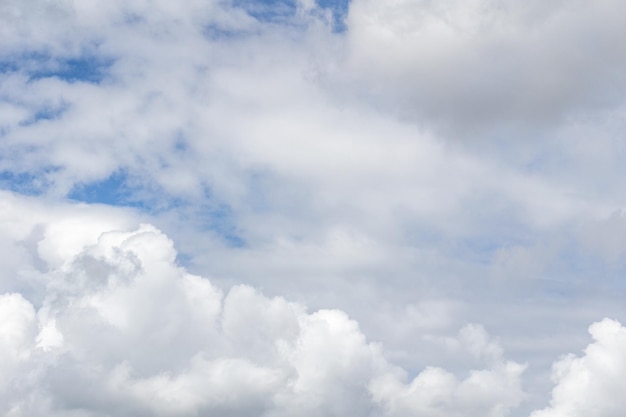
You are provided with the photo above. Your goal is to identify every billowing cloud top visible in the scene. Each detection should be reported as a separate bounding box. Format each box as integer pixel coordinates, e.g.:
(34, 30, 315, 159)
(1, 0, 626, 416)
(0, 211, 525, 417)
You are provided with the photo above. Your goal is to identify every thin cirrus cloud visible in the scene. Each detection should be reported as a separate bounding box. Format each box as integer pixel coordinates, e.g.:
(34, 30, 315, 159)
(1, 0, 626, 416)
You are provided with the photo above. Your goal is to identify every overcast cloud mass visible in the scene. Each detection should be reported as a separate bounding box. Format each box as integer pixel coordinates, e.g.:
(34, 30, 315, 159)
(1, 0, 626, 415)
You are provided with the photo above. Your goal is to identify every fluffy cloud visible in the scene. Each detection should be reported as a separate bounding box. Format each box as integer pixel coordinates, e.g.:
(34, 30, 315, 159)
(370, 323, 525, 417)
(0, 293, 36, 391)
(531, 318, 626, 417)
(0, 212, 526, 416)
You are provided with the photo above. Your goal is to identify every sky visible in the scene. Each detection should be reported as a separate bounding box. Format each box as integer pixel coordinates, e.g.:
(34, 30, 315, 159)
(1, 0, 626, 416)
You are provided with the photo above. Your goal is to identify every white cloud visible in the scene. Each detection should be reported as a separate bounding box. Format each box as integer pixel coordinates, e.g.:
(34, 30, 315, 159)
(0, 293, 36, 375)
(370, 323, 526, 417)
(0, 215, 528, 417)
(371, 361, 525, 417)
(2, 1, 626, 416)
(531, 318, 626, 417)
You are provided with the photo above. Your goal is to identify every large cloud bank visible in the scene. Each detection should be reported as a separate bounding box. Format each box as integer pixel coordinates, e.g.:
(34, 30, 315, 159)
(0, 195, 623, 416)
(0, 210, 524, 417)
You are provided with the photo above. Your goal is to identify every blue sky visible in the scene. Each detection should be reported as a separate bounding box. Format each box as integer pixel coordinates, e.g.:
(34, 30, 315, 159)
(1, 1, 626, 416)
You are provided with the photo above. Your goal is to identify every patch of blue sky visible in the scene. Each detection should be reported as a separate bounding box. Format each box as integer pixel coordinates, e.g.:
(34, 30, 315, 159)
(199, 203, 247, 248)
(0, 52, 113, 84)
(231, 0, 349, 32)
(185, 186, 247, 248)
(0, 52, 44, 74)
(317, 0, 349, 32)
(30, 56, 113, 84)
(0, 61, 18, 74)
(69, 170, 188, 212)
(18, 102, 70, 127)
(0, 169, 57, 196)
(33, 106, 66, 121)
(174, 252, 193, 267)
(234, 0, 298, 24)
(68, 171, 147, 208)
(68, 171, 246, 248)
(203, 23, 254, 41)
(173, 136, 189, 153)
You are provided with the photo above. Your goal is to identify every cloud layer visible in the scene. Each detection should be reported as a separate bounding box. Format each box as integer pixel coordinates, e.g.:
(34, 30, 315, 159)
(344, 0, 626, 130)
(2, 0, 626, 415)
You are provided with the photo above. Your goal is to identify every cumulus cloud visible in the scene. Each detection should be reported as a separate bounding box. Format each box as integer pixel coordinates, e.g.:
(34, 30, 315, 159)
(0, 293, 36, 390)
(370, 323, 525, 417)
(0, 215, 526, 417)
(531, 318, 626, 417)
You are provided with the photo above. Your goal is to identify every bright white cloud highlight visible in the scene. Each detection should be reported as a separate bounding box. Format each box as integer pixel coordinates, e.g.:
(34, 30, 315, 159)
(531, 318, 626, 417)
